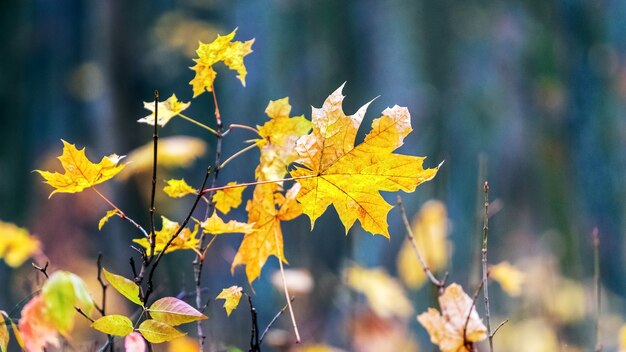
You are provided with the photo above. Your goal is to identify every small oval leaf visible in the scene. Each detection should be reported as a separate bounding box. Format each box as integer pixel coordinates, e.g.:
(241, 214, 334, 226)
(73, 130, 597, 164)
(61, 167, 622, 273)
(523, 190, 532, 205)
(91, 315, 134, 336)
(103, 268, 143, 306)
(137, 320, 185, 343)
(148, 297, 207, 326)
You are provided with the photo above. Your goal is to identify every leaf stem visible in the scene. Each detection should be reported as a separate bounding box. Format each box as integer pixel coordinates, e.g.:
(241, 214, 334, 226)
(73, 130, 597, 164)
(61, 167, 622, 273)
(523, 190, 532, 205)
(274, 229, 301, 343)
(482, 181, 493, 352)
(227, 123, 260, 135)
(211, 84, 221, 126)
(200, 175, 316, 195)
(220, 143, 257, 169)
(178, 113, 218, 135)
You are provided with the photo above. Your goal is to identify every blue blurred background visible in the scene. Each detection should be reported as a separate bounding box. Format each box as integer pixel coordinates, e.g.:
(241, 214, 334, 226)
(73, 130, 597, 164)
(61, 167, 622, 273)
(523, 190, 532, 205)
(1, 0, 625, 350)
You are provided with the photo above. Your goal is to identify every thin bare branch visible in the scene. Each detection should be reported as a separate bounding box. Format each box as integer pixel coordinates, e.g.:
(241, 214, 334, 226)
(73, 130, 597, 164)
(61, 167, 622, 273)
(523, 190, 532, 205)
(481, 181, 493, 352)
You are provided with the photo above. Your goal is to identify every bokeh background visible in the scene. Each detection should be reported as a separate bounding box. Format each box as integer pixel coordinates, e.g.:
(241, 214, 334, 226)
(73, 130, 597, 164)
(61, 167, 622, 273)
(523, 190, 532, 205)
(1, 0, 626, 351)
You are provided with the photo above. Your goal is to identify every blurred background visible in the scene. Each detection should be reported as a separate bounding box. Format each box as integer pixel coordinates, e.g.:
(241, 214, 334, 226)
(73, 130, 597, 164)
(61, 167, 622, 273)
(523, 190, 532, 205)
(1, 0, 626, 351)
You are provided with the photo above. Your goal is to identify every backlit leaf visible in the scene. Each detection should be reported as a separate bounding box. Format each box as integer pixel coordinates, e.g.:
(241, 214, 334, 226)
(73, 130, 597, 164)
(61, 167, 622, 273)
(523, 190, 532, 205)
(489, 261, 525, 297)
(35, 140, 125, 197)
(0, 311, 8, 352)
(91, 315, 133, 336)
(189, 29, 254, 97)
(148, 297, 207, 326)
(98, 209, 120, 231)
(200, 213, 254, 235)
(417, 283, 487, 352)
(215, 286, 242, 316)
(138, 319, 186, 343)
(138, 94, 190, 127)
(163, 179, 197, 198)
(41, 271, 94, 335)
(133, 216, 199, 254)
(0, 220, 40, 267)
(291, 85, 439, 237)
(103, 268, 143, 306)
(213, 182, 246, 214)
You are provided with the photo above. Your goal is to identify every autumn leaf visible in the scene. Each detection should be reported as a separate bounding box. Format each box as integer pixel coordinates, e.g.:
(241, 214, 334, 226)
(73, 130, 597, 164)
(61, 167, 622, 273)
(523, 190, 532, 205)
(0, 220, 40, 267)
(290, 84, 439, 237)
(489, 261, 525, 297)
(168, 337, 200, 352)
(148, 297, 207, 326)
(255, 97, 311, 181)
(213, 182, 246, 214)
(133, 216, 199, 254)
(232, 183, 302, 284)
(138, 94, 190, 127)
(125, 332, 147, 352)
(417, 283, 487, 352)
(138, 320, 186, 343)
(35, 140, 125, 197)
(199, 213, 255, 235)
(345, 265, 413, 320)
(189, 28, 254, 97)
(163, 179, 197, 198)
(98, 209, 120, 230)
(18, 295, 60, 352)
(41, 271, 94, 335)
(216, 286, 243, 316)
(103, 268, 143, 306)
(0, 311, 8, 352)
(91, 315, 134, 336)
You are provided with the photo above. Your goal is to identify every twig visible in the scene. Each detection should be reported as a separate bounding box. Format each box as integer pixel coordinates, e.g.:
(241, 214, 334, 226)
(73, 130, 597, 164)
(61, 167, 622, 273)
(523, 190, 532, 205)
(96, 253, 107, 316)
(593, 228, 602, 352)
(91, 187, 149, 238)
(274, 229, 300, 343)
(259, 297, 295, 344)
(32, 261, 50, 279)
(481, 181, 493, 352)
(178, 113, 218, 135)
(148, 90, 159, 261)
(200, 175, 316, 195)
(463, 280, 484, 350)
(396, 195, 445, 293)
(75, 306, 94, 323)
(220, 143, 257, 169)
(246, 294, 261, 352)
(211, 84, 221, 126)
(492, 319, 508, 337)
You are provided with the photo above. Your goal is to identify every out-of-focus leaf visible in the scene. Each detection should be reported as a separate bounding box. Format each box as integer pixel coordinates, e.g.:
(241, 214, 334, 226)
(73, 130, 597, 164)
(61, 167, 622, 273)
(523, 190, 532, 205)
(216, 286, 242, 316)
(91, 315, 134, 336)
(213, 182, 246, 214)
(0, 311, 8, 352)
(35, 140, 124, 197)
(138, 320, 186, 343)
(489, 261, 525, 297)
(148, 297, 207, 326)
(168, 336, 200, 352)
(103, 268, 143, 306)
(9, 320, 23, 350)
(125, 331, 147, 352)
(41, 271, 94, 335)
(18, 295, 60, 352)
(138, 94, 190, 127)
(0, 220, 40, 268)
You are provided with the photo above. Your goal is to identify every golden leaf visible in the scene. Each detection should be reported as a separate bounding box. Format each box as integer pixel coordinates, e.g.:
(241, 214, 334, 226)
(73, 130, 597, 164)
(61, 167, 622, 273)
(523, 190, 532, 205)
(35, 140, 125, 197)
(0, 220, 39, 268)
(163, 179, 197, 198)
(291, 85, 439, 237)
(200, 213, 254, 235)
(215, 286, 243, 316)
(168, 336, 200, 352)
(213, 182, 246, 214)
(397, 200, 448, 289)
(98, 209, 120, 231)
(138, 94, 190, 127)
(255, 97, 311, 181)
(189, 29, 254, 97)
(489, 261, 525, 297)
(119, 136, 207, 179)
(232, 183, 301, 284)
(133, 216, 198, 254)
(417, 283, 487, 352)
(345, 265, 413, 320)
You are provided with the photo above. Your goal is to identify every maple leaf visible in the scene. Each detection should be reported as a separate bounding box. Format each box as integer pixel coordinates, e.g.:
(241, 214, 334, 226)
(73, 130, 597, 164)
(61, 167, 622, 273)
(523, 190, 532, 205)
(138, 94, 190, 127)
(199, 213, 254, 235)
(417, 283, 487, 352)
(213, 182, 246, 214)
(133, 216, 198, 254)
(0, 220, 40, 268)
(290, 85, 439, 237)
(232, 183, 302, 284)
(189, 28, 254, 97)
(163, 179, 197, 198)
(36, 140, 125, 197)
(215, 286, 243, 317)
(255, 97, 311, 181)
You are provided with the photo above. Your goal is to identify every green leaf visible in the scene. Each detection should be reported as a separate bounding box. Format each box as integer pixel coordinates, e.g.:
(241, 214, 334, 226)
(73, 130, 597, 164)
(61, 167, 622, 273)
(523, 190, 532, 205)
(103, 268, 143, 306)
(137, 319, 186, 343)
(148, 297, 207, 326)
(42, 271, 94, 335)
(0, 311, 8, 352)
(91, 315, 134, 336)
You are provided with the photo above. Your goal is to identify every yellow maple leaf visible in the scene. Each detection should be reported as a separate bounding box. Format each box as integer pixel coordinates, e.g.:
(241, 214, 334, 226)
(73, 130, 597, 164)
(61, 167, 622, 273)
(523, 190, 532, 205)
(290, 84, 439, 237)
(215, 285, 243, 316)
(489, 261, 525, 297)
(189, 28, 254, 97)
(417, 283, 487, 352)
(138, 94, 190, 127)
(133, 216, 198, 254)
(397, 200, 448, 289)
(0, 220, 40, 268)
(213, 182, 246, 214)
(36, 140, 125, 197)
(345, 265, 413, 320)
(98, 209, 120, 230)
(163, 178, 197, 198)
(232, 183, 301, 284)
(199, 213, 254, 235)
(255, 97, 311, 181)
